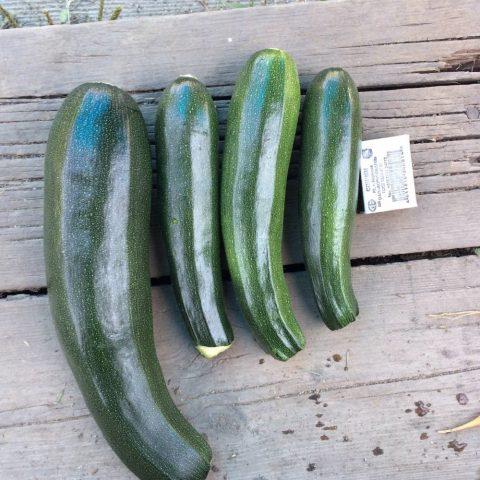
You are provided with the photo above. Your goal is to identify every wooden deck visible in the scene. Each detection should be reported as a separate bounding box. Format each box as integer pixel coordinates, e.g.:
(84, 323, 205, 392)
(1, 1, 480, 478)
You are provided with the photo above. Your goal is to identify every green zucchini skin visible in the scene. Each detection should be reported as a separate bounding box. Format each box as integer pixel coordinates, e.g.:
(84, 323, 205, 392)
(221, 49, 305, 361)
(299, 68, 362, 330)
(155, 76, 233, 359)
(44, 83, 212, 480)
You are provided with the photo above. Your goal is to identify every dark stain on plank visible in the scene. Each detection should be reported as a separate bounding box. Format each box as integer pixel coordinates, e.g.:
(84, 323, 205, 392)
(440, 49, 480, 72)
(373, 447, 384, 456)
(414, 401, 430, 417)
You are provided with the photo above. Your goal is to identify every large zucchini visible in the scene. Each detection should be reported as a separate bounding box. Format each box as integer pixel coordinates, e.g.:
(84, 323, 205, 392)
(299, 68, 362, 330)
(221, 49, 305, 361)
(155, 76, 233, 359)
(44, 83, 212, 480)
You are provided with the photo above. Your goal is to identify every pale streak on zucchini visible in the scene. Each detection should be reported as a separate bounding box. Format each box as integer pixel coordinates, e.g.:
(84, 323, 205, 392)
(438, 415, 480, 433)
(196, 344, 232, 359)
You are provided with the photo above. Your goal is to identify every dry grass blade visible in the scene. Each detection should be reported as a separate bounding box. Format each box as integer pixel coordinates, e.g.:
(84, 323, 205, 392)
(438, 415, 480, 434)
(110, 6, 122, 20)
(98, 0, 105, 21)
(43, 10, 54, 25)
(0, 4, 19, 27)
(428, 310, 480, 320)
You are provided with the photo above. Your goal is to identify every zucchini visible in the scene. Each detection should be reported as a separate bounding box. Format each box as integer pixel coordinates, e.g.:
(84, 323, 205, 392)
(44, 83, 212, 480)
(221, 49, 305, 361)
(299, 68, 362, 330)
(155, 76, 233, 359)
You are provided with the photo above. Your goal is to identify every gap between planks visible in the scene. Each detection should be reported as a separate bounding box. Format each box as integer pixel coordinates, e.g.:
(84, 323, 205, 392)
(0, 246, 476, 299)
(2, 254, 480, 428)
(1, 76, 479, 103)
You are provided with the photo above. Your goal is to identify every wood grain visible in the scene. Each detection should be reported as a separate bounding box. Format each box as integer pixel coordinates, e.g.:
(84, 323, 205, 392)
(1, 83, 479, 291)
(1, 0, 480, 98)
(1, 256, 480, 479)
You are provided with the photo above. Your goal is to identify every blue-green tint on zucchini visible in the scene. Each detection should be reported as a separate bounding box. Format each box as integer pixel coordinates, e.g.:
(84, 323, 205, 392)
(44, 83, 212, 480)
(155, 76, 233, 359)
(299, 68, 362, 330)
(221, 49, 305, 361)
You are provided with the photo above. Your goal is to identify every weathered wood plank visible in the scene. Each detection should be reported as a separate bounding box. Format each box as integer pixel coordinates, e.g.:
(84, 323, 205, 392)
(1, 256, 480, 478)
(2, 371, 480, 480)
(1, 0, 480, 98)
(2, 83, 479, 149)
(3, 373, 480, 480)
(1, 82, 479, 291)
(2, 184, 480, 291)
(1, 184, 479, 291)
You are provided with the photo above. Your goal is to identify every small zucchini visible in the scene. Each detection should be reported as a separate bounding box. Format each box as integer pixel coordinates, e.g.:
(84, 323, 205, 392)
(155, 76, 233, 359)
(299, 68, 362, 330)
(221, 49, 305, 361)
(44, 83, 212, 480)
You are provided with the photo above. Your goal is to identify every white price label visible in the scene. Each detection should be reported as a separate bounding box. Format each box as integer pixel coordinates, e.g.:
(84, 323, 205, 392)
(360, 134, 417, 214)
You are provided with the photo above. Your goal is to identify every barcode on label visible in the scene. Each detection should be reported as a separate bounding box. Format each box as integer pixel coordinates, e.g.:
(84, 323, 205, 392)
(360, 134, 417, 214)
(386, 148, 409, 203)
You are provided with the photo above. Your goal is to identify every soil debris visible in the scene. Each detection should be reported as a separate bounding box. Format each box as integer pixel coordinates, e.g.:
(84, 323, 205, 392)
(309, 393, 321, 404)
(414, 401, 430, 417)
(448, 440, 467, 453)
